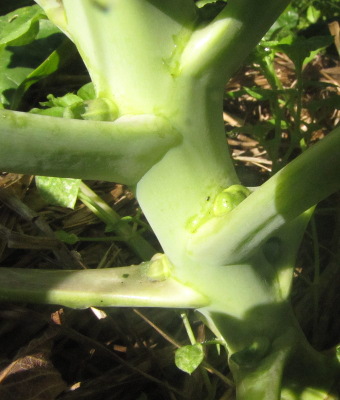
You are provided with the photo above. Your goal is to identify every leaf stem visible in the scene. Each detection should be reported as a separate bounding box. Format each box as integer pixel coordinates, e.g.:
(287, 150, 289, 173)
(0, 110, 180, 184)
(180, 0, 291, 84)
(188, 127, 340, 265)
(78, 182, 156, 261)
(181, 312, 197, 345)
(0, 264, 209, 309)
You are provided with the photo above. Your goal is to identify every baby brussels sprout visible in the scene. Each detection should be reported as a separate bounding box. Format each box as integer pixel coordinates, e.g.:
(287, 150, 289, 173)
(63, 98, 119, 121)
(81, 98, 119, 121)
(213, 185, 251, 217)
(142, 253, 172, 282)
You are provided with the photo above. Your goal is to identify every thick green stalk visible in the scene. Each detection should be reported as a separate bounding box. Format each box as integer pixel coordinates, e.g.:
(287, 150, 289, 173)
(180, 0, 291, 84)
(225, 308, 339, 400)
(0, 110, 180, 184)
(0, 261, 208, 309)
(57, 0, 198, 114)
(136, 78, 239, 268)
(1, 1, 339, 398)
(188, 127, 340, 265)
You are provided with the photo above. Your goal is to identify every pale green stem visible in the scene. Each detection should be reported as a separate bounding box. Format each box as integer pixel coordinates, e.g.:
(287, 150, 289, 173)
(188, 127, 340, 265)
(0, 264, 208, 309)
(202, 301, 339, 400)
(181, 312, 197, 345)
(136, 78, 239, 268)
(180, 0, 291, 84)
(58, 0, 198, 114)
(0, 110, 180, 184)
(35, 0, 70, 37)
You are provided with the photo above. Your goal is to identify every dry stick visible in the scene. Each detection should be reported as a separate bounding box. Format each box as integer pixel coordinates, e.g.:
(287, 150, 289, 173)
(0, 223, 60, 250)
(56, 324, 190, 399)
(133, 308, 181, 348)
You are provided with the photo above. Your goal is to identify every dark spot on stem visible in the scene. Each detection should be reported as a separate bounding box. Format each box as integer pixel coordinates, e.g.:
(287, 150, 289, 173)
(263, 237, 282, 264)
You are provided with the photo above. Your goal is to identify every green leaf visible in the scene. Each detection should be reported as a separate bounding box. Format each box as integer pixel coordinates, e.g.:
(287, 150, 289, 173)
(55, 230, 79, 245)
(11, 38, 77, 110)
(306, 5, 321, 24)
(34, 87, 119, 121)
(29, 106, 65, 117)
(196, 1, 227, 22)
(35, 177, 81, 209)
(40, 93, 83, 108)
(77, 82, 95, 100)
(0, 18, 64, 108)
(0, 5, 45, 47)
(0, 45, 31, 106)
(243, 87, 276, 101)
(273, 35, 334, 70)
(175, 344, 204, 374)
(264, 6, 299, 40)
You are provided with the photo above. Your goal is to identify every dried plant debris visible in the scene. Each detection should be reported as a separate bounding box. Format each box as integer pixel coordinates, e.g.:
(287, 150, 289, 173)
(0, 327, 67, 400)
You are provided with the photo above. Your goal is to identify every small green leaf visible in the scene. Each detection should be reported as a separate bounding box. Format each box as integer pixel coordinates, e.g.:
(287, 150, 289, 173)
(30, 106, 65, 117)
(273, 35, 334, 70)
(175, 344, 204, 374)
(11, 38, 77, 110)
(196, 1, 227, 22)
(35, 177, 81, 209)
(0, 18, 64, 108)
(40, 93, 83, 108)
(243, 87, 276, 101)
(55, 230, 79, 245)
(264, 6, 299, 40)
(77, 82, 96, 100)
(35, 90, 118, 121)
(81, 98, 119, 121)
(306, 5, 321, 24)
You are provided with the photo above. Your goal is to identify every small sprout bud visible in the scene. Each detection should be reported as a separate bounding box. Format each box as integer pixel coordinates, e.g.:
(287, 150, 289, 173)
(143, 253, 172, 282)
(81, 98, 119, 121)
(213, 185, 251, 217)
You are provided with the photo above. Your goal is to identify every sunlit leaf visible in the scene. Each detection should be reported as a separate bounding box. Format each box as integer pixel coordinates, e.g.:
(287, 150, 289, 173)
(175, 344, 204, 374)
(36, 176, 81, 209)
(0, 17, 64, 108)
(77, 82, 96, 100)
(11, 38, 77, 110)
(306, 5, 321, 24)
(0, 6, 45, 47)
